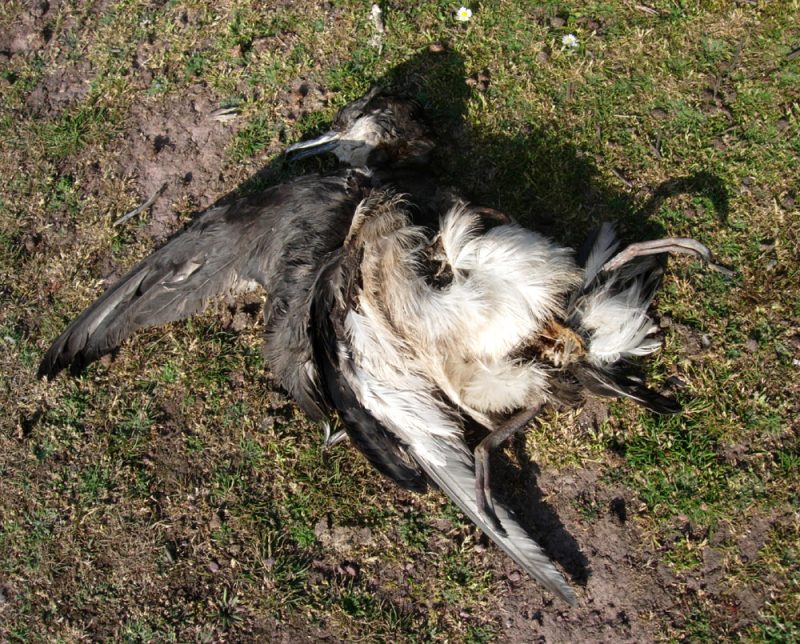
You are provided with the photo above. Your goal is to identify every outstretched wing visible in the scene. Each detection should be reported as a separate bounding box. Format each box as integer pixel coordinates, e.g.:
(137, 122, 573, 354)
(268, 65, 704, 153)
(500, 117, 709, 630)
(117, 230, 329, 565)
(38, 173, 363, 382)
(340, 356, 577, 604)
(39, 204, 256, 378)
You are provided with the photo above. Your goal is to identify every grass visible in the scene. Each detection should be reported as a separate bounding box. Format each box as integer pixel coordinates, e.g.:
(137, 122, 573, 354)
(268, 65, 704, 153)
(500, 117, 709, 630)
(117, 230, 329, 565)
(1, 0, 798, 640)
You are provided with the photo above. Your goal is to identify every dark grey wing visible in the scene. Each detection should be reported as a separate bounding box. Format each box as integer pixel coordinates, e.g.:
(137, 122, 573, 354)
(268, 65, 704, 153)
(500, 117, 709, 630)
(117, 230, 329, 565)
(38, 173, 363, 382)
(309, 255, 427, 491)
(39, 205, 254, 378)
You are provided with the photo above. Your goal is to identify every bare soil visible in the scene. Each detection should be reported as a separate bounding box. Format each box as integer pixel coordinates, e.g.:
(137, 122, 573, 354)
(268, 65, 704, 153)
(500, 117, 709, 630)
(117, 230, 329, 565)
(1, 2, 796, 641)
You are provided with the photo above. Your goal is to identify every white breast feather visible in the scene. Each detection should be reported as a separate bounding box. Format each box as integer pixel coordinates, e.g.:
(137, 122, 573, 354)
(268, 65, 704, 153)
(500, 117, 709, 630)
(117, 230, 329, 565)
(351, 200, 585, 421)
(450, 356, 550, 415)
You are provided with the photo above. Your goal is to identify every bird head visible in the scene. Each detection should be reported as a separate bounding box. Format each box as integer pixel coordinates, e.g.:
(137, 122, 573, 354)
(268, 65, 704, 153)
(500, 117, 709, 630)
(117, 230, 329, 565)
(285, 87, 435, 168)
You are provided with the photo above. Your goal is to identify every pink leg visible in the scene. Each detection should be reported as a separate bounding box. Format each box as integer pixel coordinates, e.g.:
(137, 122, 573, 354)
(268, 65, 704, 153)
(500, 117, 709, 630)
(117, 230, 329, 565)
(601, 237, 734, 276)
(475, 405, 541, 528)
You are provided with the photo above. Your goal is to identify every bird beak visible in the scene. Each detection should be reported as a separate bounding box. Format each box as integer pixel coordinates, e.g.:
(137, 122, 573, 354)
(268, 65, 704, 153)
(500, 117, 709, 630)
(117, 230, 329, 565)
(285, 130, 341, 161)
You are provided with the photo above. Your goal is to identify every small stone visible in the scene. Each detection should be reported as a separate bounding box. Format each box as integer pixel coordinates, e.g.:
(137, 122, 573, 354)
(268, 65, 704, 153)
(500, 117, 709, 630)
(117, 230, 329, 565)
(428, 42, 446, 53)
(507, 570, 521, 582)
(209, 510, 223, 531)
(650, 107, 668, 119)
(776, 118, 789, 133)
(711, 137, 727, 151)
(208, 561, 220, 573)
(701, 334, 712, 349)
(537, 48, 551, 63)
(744, 338, 758, 353)
(549, 16, 566, 27)
(659, 315, 672, 329)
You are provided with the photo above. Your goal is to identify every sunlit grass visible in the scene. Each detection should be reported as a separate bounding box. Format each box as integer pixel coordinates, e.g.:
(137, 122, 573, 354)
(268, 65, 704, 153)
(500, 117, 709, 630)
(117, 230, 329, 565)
(0, 0, 797, 640)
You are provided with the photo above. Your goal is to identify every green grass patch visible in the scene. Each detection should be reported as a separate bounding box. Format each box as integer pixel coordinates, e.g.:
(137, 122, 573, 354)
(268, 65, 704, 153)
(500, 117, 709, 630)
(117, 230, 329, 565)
(1, 0, 798, 639)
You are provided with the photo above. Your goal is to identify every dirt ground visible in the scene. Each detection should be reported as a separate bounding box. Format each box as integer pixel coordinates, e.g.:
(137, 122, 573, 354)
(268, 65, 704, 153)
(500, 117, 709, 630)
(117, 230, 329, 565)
(1, 1, 798, 641)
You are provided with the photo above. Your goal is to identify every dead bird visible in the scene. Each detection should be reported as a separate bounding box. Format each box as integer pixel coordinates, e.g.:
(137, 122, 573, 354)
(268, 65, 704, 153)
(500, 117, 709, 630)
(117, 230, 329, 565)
(38, 88, 730, 605)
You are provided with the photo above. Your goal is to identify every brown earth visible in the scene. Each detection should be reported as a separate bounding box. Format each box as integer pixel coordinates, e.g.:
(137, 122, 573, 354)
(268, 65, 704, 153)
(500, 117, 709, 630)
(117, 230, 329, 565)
(1, 2, 795, 641)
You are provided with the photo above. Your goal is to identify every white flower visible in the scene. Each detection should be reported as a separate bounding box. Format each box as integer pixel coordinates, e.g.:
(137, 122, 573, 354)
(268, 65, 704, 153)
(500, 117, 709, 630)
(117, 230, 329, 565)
(455, 6, 472, 22)
(561, 33, 579, 49)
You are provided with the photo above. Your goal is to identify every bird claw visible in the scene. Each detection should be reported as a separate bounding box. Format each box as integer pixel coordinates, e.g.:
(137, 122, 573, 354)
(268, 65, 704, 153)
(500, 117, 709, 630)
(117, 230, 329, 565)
(476, 496, 507, 536)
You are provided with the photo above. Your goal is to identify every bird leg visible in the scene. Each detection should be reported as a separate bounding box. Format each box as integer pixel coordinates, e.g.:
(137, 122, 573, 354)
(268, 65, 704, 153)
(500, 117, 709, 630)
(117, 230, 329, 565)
(475, 405, 542, 530)
(601, 237, 734, 276)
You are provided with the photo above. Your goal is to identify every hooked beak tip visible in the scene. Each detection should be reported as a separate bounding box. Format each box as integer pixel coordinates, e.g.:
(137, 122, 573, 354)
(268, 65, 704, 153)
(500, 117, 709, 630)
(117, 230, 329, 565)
(285, 130, 341, 161)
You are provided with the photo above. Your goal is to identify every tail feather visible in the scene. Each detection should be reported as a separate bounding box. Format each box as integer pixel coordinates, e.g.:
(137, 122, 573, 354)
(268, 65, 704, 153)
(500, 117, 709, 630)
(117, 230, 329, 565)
(570, 227, 665, 366)
(416, 440, 577, 604)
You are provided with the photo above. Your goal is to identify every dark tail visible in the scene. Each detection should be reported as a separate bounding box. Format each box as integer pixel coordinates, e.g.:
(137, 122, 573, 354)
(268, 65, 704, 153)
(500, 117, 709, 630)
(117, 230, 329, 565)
(575, 365, 681, 414)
